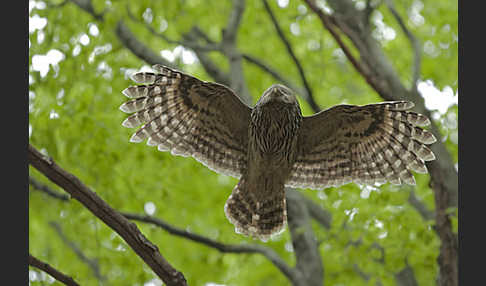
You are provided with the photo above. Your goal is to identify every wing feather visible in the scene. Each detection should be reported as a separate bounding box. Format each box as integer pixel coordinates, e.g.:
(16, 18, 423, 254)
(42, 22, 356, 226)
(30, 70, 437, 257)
(120, 65, 251, 178)
(287, 101, 436, 189)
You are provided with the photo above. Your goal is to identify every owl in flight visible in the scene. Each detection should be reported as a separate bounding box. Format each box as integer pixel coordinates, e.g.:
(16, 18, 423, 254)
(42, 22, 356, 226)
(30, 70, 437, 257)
(120, 65, 436, 241)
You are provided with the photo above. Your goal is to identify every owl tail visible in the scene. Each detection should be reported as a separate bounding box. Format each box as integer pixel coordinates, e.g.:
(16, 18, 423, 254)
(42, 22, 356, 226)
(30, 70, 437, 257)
(224, 177, 287, 242)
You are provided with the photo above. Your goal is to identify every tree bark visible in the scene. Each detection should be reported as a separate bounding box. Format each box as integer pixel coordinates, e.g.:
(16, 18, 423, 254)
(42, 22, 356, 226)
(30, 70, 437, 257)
(28, 144, 187, 286)
(303, 1, 458, 285)
(29, 254, 80, 286)
(286, 190, 324, 286)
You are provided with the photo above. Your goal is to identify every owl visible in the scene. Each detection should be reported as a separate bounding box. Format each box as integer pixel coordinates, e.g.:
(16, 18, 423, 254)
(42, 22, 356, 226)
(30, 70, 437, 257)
(120, 65, 436, 241)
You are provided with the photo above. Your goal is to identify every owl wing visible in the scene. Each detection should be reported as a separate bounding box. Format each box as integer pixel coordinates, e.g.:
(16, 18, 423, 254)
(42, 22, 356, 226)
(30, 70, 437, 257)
(286, 101, 436, 189)
(120, 65, 251, 178)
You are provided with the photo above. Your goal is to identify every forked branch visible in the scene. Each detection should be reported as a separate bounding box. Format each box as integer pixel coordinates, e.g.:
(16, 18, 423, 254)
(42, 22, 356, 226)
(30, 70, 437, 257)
(28, 144, 187, 286)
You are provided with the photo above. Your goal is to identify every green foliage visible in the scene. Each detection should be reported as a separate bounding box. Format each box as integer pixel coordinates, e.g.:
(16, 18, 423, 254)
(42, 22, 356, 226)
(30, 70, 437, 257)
(29, 0, 457, 285)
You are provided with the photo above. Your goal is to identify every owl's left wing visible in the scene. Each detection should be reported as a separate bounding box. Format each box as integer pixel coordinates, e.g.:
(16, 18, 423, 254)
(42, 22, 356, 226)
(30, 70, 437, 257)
(286, 101, 436, 189)
(120, 65, 251, 178)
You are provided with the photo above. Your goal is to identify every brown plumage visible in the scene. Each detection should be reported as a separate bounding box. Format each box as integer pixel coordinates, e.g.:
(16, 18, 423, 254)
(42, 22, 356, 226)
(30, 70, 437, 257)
(225, 84, 302, 239)
(120, 65, 436, 241)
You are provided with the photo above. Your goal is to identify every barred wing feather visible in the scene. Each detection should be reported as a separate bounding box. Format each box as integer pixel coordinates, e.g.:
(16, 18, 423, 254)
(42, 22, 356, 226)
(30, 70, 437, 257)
(120, 65, 251, 178)
(287, 101, 436, 189)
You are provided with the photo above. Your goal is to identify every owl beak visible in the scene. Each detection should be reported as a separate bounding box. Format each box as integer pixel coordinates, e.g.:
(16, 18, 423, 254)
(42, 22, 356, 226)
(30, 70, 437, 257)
(272, 85, 285, 93)
(259, 84, 294, 106)
(270, 86, 285, 98)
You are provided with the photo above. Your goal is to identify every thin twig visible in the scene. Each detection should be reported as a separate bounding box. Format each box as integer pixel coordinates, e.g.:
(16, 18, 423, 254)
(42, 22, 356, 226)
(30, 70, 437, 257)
(29, 254, 80, 286)
(125, 2, 313, 107)
(182, 28, 233, 86)
(291, 190, 332, 229)
(191, 26, 217, 44)
(115, 20, 177, 68)
(385, 0, 421, 92)
(125, 5, 233, 85)
(303, 0, 389, 99)
(182, 25, 307, 104)
(121, 211, 300, 283)
(262, 0, 320, 113)
(126, 6, 221, 53)
(28, 144, 187, 286)
(29, 176, 70, 201)
(242, 54, 306, 96)
(67, 0, 177, 70)
(293, 190, 425, 285)
(49, 221, 106, 282)
(303, 0, 459, 234)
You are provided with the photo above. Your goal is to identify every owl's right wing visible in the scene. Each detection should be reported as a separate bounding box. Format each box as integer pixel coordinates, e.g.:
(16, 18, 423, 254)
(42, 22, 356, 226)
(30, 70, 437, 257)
(286, 101, 436, 189)
(120, 65, 251, 178)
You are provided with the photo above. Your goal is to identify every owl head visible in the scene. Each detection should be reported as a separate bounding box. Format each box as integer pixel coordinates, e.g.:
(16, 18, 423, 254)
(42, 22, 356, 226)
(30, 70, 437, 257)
(258, 84, 298, 106)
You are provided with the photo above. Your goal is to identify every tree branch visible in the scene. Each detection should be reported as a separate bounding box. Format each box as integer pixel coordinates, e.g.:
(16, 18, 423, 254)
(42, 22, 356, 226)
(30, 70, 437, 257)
(32, 155, 419, 286)
(125, 7, 233, 86)
(121, 211, 300, 284)
(385, 0, 421, 92)
(29, 254, 80, 286)
(183, 23, 311, 106)
(185, 26, 307, 98)
(305, 2, 458, 284)
(241, 54, 304, 94)
(294, 190, 422, 286)
(286, 190, 324, 286)
(262, 0, 320, 113)
(29, 176, 70, 201)
(68, 1, 179, 71)
(223, 5, 331, 273)
(28, 144, 187, 286)
(301, 3, 457, 284)
(433, 178, 458, 286)
(221, 0, 252, 104)
(30, 158, 298, 284)
(222, 0, 246, 43)
(115, 20, 177, 68)
(125, 2, 315, 108)
(395, 263, 419, 286)
(125, 7, 222, 53)
(303, 0, 387, 98)
(110, 6, 326, 283)
(69, 0, 105, 21)
(292, 191, 332, 229)
(182, 28, 233, 86)
(408, 189, 435, 221)
(49, 221, 106, 282)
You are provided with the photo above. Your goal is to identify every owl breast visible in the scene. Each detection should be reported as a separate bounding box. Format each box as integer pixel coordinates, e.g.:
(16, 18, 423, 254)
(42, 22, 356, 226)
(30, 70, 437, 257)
(249, 102, 302, 166)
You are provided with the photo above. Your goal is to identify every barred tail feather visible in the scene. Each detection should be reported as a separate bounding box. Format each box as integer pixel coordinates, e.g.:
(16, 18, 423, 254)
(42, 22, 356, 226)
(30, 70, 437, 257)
(224, 177, 286, 242)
